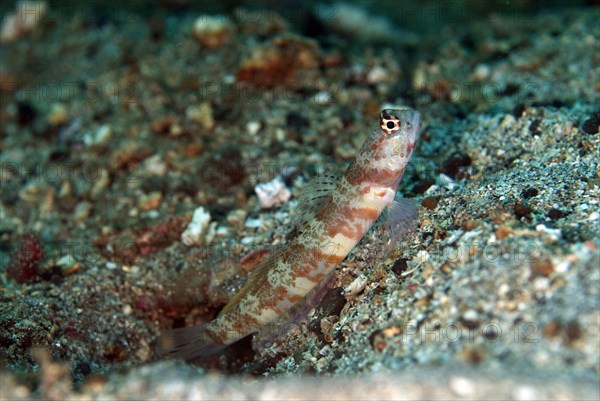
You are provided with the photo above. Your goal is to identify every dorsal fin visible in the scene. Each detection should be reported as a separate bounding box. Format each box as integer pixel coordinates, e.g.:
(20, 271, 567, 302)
(292, 172, 339, 229)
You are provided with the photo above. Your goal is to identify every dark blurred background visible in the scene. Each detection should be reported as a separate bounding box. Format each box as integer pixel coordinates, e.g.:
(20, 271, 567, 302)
(2, 0, 597, 36)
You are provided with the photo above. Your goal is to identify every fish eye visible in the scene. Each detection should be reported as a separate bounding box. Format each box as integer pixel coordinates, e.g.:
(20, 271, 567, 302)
(380, 116, 401, 134)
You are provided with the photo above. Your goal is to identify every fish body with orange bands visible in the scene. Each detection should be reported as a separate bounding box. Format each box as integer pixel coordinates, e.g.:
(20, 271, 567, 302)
(159, 107, 422, 360)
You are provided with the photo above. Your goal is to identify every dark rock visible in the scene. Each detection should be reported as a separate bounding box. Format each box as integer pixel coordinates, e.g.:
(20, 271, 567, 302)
(17, 102, 37, 126)
(581, 111, 600, 134)
(442, 153, 472, 179)
(521, 187, 539, 198)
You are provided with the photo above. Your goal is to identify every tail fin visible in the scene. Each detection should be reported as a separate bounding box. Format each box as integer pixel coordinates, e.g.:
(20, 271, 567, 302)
(158, 323, 227, 361)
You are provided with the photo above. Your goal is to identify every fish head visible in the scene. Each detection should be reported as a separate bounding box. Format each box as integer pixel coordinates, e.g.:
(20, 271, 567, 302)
(378, 107, 421, 161)
(353, 107, 421, 189)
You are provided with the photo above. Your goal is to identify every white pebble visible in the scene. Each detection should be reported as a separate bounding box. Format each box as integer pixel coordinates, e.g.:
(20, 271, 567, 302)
(437, 173, 457, 191)
(246, 121, 261, 136)
(513, 385, 539, 401)
(555, 259, 570, 273)
(444, 229, 464, 245)
(497, 283, 510, 297)
(424, 184, 440, 195)
(192, 15, 232, 48)
(244, 218, 262, 228)
(449, 376, 475, 397)
(84, 124, 112, 147)
(533, 276, 549, 291)
(181, 206, 211, 246)
(143, 154, 167, 177)
(255, 177, 291, 209)
(367, 66, 387, 84)
(535, 224, 561, 241)
(241, 236, 255, 245)
(313, 91, 332, 104)
(204, 221, 217, 244)
(463, 309, 479, 322)
(56, 254, 76, 267)
(472, 64, 491, 81)
(344, 275, 368, 296)
(415, 250, 430, 263)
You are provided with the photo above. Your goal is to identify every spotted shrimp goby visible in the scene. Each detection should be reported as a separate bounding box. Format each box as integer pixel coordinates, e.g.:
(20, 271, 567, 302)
(159, 107, 422, 360)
